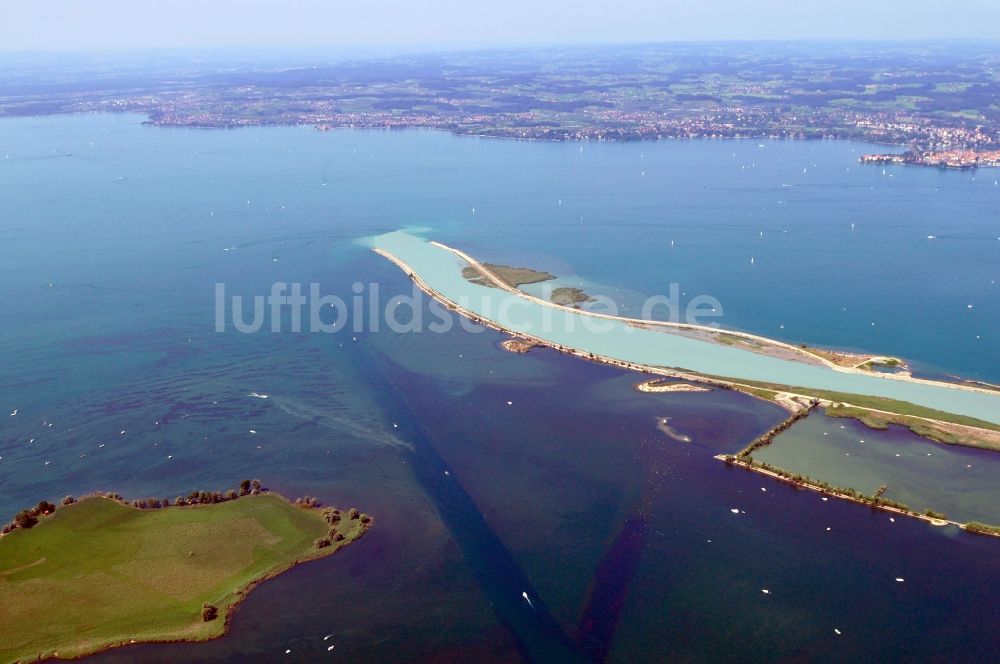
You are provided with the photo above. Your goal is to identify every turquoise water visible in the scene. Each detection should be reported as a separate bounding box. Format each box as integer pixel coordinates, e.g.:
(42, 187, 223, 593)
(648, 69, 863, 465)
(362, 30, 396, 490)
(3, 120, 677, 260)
(2, 114, 1000, 662)
(370, 230, 1000, 424)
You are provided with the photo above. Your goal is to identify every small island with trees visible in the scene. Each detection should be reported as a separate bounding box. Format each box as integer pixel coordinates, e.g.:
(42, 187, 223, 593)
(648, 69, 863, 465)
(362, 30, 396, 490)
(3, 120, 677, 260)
(0, 480, 371, 664)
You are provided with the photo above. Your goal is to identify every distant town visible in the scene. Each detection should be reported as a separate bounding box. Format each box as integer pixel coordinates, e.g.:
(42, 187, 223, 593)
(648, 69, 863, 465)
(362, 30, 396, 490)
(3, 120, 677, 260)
(861, 146, 1000, 169)
(3, 42, 999, 165)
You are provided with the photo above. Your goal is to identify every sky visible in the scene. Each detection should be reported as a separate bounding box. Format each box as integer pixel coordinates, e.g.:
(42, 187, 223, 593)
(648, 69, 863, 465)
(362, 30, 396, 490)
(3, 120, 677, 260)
(3, 0, 1000, 52)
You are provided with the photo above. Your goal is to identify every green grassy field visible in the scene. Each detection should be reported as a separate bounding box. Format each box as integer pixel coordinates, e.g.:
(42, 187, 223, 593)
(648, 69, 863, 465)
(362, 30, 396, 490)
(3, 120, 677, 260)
(0, 494, 368, 663)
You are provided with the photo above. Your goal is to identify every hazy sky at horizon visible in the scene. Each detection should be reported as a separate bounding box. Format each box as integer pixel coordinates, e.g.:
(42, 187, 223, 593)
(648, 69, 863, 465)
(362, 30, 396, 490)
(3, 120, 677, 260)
(3, 0, 1000, 52)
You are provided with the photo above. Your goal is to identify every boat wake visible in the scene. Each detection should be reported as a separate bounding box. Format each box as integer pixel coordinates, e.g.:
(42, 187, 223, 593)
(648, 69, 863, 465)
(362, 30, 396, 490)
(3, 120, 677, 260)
(270, 396, 413, 450)
(655, 416, 692, 443)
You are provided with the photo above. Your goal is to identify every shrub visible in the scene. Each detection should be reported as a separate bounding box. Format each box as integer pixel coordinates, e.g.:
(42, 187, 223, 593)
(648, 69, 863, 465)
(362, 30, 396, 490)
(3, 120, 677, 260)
(13, 510, 37, 529)
(61, 496, 75, 506)
(239, 479, 251, 496)
(314, 537, 331, 549)
(201, 604, 219, 621)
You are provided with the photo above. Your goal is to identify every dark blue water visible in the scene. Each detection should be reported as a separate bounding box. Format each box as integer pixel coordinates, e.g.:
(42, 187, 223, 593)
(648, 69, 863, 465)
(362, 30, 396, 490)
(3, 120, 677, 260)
(2, 114, 1000, 662)
(382, 344, 1000, 664)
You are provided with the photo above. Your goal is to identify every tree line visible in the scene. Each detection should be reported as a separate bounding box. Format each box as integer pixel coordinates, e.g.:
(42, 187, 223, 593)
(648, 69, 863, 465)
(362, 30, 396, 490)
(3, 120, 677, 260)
(1, 479, 266, 535)
(314, 506, 372, 549)
(735, 399, 820, 459)
(1, 500, 56, 535)
(727, 456, 914, 510)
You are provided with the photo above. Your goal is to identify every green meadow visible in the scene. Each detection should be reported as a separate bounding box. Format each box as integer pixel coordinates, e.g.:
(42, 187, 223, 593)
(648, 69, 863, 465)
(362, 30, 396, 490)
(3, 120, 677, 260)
(0, 494, 367, 663)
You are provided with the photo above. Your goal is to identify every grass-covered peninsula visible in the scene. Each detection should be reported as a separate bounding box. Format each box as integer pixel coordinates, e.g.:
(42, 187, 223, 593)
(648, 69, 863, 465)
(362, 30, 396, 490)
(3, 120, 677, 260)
(0, 486, 370, 663)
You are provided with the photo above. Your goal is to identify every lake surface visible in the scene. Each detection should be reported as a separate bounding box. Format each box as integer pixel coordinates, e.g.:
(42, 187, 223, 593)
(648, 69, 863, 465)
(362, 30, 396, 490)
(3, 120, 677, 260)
(755, 411, 1000, 524)
(2, 114, 1000, 662)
